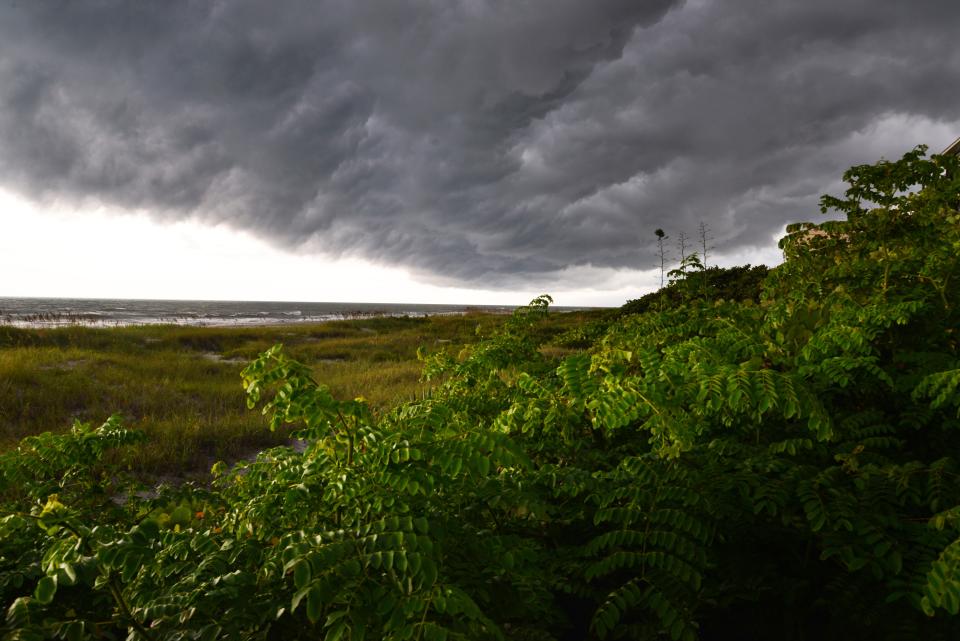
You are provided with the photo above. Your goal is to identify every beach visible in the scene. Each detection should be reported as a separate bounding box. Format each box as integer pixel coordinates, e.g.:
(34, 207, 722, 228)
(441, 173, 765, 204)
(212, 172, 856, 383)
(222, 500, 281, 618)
(0, 297, 526, 328)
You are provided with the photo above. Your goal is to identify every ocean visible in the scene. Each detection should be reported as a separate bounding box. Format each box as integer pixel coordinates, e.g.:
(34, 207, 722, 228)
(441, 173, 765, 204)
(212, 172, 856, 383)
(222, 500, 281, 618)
(0, 297, 570, 328)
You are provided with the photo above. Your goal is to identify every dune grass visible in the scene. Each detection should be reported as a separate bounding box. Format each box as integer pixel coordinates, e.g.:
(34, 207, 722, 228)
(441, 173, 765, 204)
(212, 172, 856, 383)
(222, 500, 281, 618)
(0, 310, 604, 477)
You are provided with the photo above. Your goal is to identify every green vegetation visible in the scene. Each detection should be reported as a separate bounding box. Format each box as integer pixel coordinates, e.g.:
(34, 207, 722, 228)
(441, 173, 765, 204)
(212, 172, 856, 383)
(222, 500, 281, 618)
(620, 264, 769, 316)
(0, 315, 511, 474)
(1, 146, 960, 639)
(0, 313, 603, 475)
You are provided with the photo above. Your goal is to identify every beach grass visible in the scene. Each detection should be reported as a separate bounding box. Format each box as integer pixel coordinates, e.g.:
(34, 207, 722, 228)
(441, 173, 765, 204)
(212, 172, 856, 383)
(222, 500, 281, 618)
(0, 310, 605, 477)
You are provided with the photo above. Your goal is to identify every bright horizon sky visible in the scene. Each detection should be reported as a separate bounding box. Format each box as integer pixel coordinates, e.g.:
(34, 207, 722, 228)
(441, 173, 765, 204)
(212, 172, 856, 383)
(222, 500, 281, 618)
(1, 187, 705, 307)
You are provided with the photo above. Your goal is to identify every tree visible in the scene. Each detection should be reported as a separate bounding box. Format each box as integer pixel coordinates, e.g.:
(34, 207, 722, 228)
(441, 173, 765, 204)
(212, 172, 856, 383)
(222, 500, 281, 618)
(676, 230, 689, 265)
(621, 263, 768, 315)
(655, 228, 669, 289)
(698, 220, 713, 270)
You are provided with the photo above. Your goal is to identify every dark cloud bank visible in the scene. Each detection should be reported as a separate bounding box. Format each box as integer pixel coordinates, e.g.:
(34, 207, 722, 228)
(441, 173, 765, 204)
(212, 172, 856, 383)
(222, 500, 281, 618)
(1, 0, 958, 289)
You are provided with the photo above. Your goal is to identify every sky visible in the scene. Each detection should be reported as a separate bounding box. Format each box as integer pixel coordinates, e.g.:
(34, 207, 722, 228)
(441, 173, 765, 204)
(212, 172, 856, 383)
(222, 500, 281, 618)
(0, 0, 958, 306)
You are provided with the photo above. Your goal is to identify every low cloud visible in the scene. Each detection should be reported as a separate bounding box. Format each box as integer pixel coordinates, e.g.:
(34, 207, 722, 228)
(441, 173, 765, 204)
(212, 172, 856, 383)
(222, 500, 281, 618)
(0, 0, 957, 289)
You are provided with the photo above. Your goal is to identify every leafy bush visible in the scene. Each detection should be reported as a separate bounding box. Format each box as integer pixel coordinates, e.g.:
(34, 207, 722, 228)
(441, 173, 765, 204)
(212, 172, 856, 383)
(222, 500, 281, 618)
(1, 146, 959, 639)
(620, 264, 769, 316)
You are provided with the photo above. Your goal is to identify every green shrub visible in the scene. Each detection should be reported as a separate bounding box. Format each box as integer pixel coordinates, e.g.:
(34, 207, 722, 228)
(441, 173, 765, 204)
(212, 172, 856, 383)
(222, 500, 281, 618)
(2, 146, 959, 639)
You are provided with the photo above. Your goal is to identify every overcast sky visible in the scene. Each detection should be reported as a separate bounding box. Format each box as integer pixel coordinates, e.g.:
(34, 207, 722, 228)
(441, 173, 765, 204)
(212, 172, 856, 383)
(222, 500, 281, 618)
(0, 0, 957, 305)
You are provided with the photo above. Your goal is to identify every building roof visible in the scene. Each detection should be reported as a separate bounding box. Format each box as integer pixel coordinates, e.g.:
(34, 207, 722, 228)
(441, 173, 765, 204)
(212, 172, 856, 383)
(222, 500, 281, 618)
(944, 136, 960, 156)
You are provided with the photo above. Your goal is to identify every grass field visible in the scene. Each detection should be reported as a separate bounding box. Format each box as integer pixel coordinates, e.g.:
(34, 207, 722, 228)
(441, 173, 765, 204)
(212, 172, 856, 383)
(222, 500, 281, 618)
(0, 310, 603, 477)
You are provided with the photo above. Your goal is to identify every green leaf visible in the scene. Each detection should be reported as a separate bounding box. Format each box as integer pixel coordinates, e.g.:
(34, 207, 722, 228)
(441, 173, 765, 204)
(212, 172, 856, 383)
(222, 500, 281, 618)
(306, 585, 325, 624)
(64, 621, 85, 641)
(325, 620, 348, 641)
(291, 585, 311, 613)
(34, 575, 57, 605)
(477, 455, 491, 476)
(59, 563, 77, 586)
(294, 559, 312, 589)
(121, 551, 142, 583)
(419, 558, 438, 588)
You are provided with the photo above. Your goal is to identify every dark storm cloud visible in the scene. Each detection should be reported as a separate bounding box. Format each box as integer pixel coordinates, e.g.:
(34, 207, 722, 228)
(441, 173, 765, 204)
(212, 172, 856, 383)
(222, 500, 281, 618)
(0, 0, 958, 287)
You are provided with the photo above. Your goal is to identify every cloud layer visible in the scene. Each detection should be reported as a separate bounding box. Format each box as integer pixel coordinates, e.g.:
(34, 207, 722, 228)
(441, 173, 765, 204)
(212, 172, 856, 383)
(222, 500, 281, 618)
(1, 0, 958, 288)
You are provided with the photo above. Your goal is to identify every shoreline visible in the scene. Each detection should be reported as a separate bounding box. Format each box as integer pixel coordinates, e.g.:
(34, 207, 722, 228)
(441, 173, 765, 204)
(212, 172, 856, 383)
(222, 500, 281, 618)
(0, 306, 596, 330)
(0, 308, 481, 330)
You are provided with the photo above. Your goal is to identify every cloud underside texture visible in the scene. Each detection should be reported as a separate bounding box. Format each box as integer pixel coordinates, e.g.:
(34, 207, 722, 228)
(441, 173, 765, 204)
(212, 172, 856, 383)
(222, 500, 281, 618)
(1, 0, 958, 288)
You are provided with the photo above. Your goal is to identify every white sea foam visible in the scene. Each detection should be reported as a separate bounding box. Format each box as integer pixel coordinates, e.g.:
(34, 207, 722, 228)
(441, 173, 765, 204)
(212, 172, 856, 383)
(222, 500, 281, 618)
(0, 297, 538, 329)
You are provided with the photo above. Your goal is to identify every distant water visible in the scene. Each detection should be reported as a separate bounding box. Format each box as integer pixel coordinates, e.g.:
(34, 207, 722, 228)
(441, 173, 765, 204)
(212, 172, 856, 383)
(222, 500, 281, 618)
(0, 297, 574, 328)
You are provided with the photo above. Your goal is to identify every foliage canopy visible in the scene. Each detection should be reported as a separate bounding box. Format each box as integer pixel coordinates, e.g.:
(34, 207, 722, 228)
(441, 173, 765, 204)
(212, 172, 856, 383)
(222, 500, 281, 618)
(1, 146, 960, 639)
